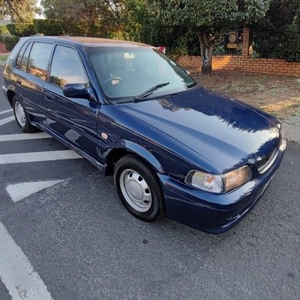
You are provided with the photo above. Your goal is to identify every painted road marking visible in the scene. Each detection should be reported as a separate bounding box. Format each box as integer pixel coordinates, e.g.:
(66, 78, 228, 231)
(0, 116, 15, 126)
(0, 150, 82, 165)
(6, 180, 64, 202)
(0, 222, 53, 300)
(0, 109, 13, 115)
(0, 132, 52, 142)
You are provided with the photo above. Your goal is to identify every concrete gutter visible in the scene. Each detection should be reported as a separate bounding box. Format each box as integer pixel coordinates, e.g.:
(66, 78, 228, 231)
(0, 60, 299, 143)
(283, 116, 300, 143)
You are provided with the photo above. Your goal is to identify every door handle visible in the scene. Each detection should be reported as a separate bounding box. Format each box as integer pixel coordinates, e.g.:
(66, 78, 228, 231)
(16, 80, 22, 85)
(44, 93, 54, 101)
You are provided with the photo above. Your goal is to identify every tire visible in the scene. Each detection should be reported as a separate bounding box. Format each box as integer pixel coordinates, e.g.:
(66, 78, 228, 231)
(12, 96, 36, 133)
(114, 154, 165, 222)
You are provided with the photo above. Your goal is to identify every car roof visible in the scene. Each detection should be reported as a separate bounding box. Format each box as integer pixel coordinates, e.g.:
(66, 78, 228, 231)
(21, 36, 151, 48)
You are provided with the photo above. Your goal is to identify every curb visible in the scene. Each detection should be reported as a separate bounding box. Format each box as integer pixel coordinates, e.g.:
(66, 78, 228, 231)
(283, 120, 300, 143)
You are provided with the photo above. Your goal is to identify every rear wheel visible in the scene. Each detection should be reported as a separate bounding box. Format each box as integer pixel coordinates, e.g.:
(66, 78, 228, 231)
(114, 155, 165, 222)
(12, 96, 36, 133)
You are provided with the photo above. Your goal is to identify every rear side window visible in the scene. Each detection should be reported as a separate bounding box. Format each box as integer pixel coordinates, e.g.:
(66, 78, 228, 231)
(20, 43, 32, 72)
(49, 45, 88, 88)
(16, 43, 28, 68)
(28, 42, 53, 80)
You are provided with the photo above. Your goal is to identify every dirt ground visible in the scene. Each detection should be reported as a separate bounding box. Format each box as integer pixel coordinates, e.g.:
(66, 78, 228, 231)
(193, 71, 300, 121)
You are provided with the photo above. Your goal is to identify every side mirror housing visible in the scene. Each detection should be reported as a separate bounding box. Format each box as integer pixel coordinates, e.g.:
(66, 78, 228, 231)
(63, 83, 89, 99)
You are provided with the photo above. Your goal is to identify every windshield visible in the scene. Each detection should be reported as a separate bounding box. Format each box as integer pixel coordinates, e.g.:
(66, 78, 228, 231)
(86, 46, 196, 103)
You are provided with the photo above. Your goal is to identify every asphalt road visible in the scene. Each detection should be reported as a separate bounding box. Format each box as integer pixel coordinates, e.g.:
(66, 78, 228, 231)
(0, 66, 300, 300)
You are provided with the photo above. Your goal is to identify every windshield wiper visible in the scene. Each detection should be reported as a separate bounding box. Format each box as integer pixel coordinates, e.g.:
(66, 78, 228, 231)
(134, 82, 170, 102)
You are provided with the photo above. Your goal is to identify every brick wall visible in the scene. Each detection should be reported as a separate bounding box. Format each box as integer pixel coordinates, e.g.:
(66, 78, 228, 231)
(177, 28, 300, 77)
(177, 55, 300, 77)
(0, 43, 8, 53)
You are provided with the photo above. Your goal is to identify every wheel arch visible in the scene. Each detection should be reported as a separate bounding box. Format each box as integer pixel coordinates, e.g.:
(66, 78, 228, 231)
(7, 89, 16, 107)
(105, 141, 164, 176)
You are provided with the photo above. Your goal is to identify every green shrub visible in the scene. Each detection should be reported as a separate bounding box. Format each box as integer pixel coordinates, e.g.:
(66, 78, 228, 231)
(6, 23, 36, 36)
(33, 19, 64, 35)
(0, 25, 9, 35)
(252, 0, 300, 62)
(140, 21, 201, 58)
(0, 35, 20, 51)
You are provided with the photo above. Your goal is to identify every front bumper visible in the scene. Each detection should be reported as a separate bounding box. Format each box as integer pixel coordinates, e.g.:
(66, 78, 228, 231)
(158, 140, 286, 234)
(2, 85, 8, 96)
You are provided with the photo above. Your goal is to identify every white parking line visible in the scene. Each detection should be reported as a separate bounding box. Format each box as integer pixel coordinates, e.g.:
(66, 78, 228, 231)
(0, 116, 15, 126)
(0, 109, 13, 115)
(6, 180, 65, 202)
(0, 222, 54, 300)
(0, 150, 82, 165)
(0, 132, 52, 142)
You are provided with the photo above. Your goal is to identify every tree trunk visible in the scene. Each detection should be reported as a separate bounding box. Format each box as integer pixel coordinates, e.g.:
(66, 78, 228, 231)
(196, 31, 215, 75)
(5, 0, 25, 22)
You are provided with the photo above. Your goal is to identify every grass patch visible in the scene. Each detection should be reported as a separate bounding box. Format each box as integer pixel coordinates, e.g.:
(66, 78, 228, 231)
(260, 97, 300, 118)
(196, 71, 300, 120)
(0, 54, 8, 61)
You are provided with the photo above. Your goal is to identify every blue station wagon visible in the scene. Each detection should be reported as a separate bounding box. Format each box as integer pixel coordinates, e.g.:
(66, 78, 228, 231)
(2, 36, 286, 233)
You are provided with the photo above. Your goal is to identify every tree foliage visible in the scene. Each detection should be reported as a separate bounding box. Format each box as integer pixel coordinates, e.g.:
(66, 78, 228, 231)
(139, 20, 200, 59)
(41, 0, 148, 40)
(0, 0, 39, 22)
(41, 0, 103, 36)
(148, 0, 271, 73)
(252, 0, 300, 62)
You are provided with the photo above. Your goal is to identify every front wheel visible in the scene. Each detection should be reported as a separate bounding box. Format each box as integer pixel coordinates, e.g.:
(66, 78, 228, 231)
(114, 155, 165, 222)
(12, 96, 36, 133)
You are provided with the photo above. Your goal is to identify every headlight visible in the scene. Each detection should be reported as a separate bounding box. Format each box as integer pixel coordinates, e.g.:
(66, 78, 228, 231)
(185, 166, 252, 194)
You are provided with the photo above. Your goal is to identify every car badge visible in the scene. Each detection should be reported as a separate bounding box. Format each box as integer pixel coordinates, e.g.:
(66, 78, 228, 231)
(101, 132, 108, 139)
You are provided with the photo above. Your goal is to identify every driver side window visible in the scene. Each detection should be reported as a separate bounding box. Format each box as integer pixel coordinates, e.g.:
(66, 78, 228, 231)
(49, 45, 88, 88)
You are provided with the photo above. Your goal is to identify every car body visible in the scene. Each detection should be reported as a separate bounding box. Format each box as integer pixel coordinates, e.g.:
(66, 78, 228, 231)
(2, 36, 286, 233)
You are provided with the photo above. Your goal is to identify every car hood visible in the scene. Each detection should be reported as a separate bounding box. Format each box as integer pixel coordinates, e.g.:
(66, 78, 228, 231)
(117, 86, 281, 172)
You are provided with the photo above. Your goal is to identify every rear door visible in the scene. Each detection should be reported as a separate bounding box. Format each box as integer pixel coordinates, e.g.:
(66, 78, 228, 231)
(12, 41, 53, 125)
(43, 44, 100, 159)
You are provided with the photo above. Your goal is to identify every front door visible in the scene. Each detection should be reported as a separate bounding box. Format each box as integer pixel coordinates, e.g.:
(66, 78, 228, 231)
(44, 44, 100, 159)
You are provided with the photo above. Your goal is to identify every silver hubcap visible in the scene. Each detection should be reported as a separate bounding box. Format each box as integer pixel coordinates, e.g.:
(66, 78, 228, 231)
(15, 101, 26, 127)
(119, 169, 152, 212)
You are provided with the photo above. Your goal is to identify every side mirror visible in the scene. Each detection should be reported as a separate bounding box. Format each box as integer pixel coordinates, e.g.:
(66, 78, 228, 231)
(63, 83, 89, 99)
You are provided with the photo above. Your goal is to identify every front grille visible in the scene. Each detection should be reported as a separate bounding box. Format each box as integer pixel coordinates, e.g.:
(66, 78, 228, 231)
(256, 156, 270, 170)
(257, 148, 278, 174)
